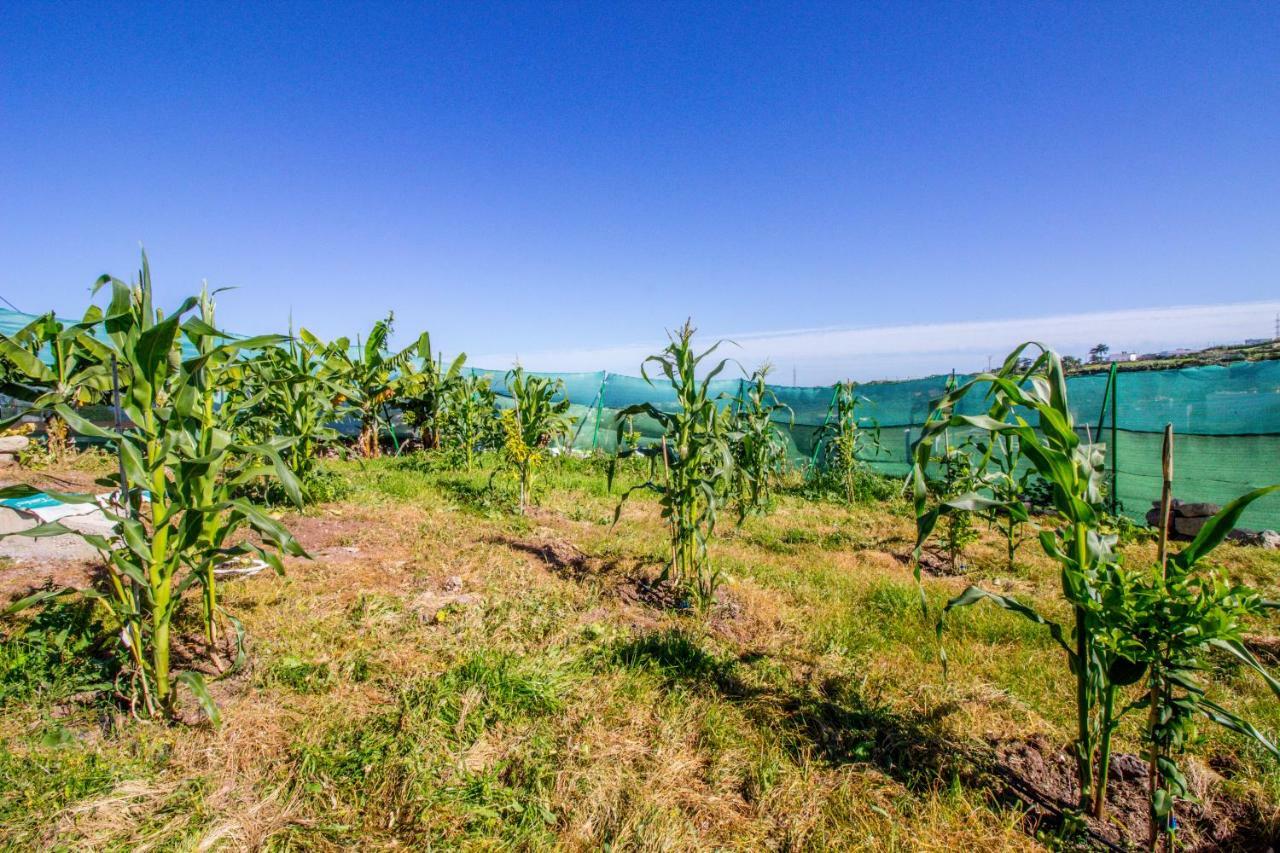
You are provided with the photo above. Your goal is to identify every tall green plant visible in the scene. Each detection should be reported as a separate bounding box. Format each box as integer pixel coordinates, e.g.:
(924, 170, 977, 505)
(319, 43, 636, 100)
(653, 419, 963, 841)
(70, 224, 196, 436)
(935, 436, 981, 573)
(3, 254, 305, 721)
(912, 343, 1127, 817)
(609, 321, 735, 610)
(728, 365, 791, 522)
(228, 328, 349, 499)
(811, 381, 883, 503)
(497, 367, 573, 513)
(440, 373, 499, 471)
(393, 347, 466, 450)
(0, 310, 112, 458)
(915, 344, 1280, 825)
(326, 314, 427, 458)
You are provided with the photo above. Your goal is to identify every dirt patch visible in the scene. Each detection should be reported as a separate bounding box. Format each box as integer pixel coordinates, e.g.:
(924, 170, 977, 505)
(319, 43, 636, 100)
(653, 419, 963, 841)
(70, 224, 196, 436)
(991, 735, 1278, 851)
(889, 548, 968, 577)
(0, 560, 102, 606)
(504, 536, 595, 579)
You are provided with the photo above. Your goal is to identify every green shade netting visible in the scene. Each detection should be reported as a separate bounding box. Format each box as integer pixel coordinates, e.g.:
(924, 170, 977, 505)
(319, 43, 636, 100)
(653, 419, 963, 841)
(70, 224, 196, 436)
(483, 360, 1280, 530)
(2, 308, 1277, 528)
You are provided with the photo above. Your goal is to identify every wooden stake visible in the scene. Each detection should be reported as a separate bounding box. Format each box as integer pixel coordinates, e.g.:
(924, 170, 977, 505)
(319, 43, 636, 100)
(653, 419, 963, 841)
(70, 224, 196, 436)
(1149, 423, 1174, 850)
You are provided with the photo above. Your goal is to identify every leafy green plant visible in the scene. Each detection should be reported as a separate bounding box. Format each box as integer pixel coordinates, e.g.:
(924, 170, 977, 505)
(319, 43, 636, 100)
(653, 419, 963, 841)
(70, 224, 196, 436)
(394, 348, 466, 450)
(1106, 430, 1280, 847)
(2, 253, 306, 722)
(936, 437, 981, 573)
(809, 381, 884, 503)
(440, 373, 499, 471)
(728, 365, 791, 522)
(912, 343, 1129, 818)
(609, 321, 735, 610)
(915, 344, 1280, 826)
(0, 310, 112, 459)
(976, 431, 1034, 570)
(227, 328, 350, 502)
(325, 314, 428, 458)
(495, 367, 573, 514)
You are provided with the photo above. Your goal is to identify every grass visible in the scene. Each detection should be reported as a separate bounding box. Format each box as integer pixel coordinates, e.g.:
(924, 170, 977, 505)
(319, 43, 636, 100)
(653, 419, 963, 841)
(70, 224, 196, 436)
(1, 454, 1278, 849)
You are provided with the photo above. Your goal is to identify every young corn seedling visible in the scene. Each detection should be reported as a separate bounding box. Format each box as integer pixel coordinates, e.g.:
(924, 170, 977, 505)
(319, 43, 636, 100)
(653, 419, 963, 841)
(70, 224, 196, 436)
(728, 364, 791, 522)
(496, 367, 573, 513)
(2, 253, 306, 722)
(608, 320, 736, 611)
(912, 343, 1136, 818)
(976, 430, 1034, 571)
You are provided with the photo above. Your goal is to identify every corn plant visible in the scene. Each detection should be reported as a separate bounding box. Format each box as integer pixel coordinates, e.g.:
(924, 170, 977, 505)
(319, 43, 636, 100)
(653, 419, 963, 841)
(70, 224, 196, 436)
(3, 254, 305, 722)
(912, 343, 1131, 817)
(440, 373, 499, 471)
(1103, 428, 1280, 847)
(0, 310, 112, 459)
(496, 367, 573, 513)
(393, 347, 466, 450)
(608, 321, 735, 610)
(934, 436, 981, 572)
(810, 381, 884, 503)
(976, 431, 1034, 570)
(728, 365, 791, 522)
(325, 314, 428, 458)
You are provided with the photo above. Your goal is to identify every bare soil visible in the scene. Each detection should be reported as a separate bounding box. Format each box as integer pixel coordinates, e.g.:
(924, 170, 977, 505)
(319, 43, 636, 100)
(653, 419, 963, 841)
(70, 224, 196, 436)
(992, 735, 1279, 851)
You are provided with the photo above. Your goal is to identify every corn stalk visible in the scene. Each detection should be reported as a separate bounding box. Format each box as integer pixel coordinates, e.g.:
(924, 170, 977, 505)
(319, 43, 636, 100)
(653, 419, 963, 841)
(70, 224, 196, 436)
(912, 343, 1129, 816)
(608, 320, 735, 610)
(728, 364, 791, 522)
(1, 253, 306, 721)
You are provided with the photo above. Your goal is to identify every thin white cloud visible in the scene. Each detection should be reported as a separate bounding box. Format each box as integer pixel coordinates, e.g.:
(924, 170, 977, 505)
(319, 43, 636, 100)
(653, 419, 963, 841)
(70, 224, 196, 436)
(471, 301, 1280, 384)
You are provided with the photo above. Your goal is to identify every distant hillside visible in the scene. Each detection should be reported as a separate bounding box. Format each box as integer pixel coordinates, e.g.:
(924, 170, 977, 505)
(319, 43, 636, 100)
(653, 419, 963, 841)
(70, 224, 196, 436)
(1067, 338, 1280, 376)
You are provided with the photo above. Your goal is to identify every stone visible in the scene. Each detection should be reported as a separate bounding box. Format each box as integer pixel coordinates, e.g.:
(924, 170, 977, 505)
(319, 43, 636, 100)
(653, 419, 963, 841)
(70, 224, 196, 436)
(1178, 502, 1220, 518)
(1172, 515, 1208, 538)
(0, 435, 30, 452)
(1263, 530, 1280, 550)
(1109, 752, 1147, 781)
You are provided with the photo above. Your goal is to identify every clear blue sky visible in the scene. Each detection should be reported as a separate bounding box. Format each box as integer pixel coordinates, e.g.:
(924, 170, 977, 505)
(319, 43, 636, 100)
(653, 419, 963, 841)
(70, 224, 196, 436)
(2, 2, 1277, 379)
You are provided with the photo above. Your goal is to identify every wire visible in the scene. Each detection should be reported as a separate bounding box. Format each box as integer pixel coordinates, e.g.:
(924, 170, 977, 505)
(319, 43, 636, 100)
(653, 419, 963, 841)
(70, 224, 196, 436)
(0, 294, 24, 313)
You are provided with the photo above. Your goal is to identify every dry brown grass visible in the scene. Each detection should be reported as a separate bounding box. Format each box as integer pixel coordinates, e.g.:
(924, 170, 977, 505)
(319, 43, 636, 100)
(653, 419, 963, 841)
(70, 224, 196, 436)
(1, 457, 1278, 850)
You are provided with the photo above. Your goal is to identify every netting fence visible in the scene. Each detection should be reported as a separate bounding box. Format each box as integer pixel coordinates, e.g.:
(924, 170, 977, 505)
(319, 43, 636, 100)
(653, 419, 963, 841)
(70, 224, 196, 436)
(475, 359, 1280, 531)
(2, 306, 1277, 529)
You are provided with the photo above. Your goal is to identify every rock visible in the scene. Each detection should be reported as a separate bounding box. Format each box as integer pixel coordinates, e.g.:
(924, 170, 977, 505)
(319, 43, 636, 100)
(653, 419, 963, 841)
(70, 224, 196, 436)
(0, 453, 17, 469)
(1173, 515, 1209, 539)
(442, 574, 464, 593)
(0, 436, 29, 452)
(1231, 529, 1280, 549)
(1179, 501, 1220, 518)
(1110, 752, 1147, 781)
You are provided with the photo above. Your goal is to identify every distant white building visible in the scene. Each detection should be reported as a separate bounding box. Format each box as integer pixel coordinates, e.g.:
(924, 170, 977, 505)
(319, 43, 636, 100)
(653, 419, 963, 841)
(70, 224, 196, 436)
(1112, 351, 1139, 362)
